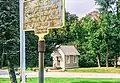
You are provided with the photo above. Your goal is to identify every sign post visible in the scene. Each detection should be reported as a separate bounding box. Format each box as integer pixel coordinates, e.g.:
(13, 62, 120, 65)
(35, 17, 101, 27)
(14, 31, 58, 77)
(38, 40, 45, 83)
(23, 0, 65, 83)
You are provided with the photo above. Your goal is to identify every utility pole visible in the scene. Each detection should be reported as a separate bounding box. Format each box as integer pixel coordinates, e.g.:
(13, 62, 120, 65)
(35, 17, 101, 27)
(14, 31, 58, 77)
(19, 0, 26, 83)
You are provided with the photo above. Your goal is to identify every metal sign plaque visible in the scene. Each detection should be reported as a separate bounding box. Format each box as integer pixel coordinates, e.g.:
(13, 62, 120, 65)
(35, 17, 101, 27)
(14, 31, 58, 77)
(23, 0, 65, 35)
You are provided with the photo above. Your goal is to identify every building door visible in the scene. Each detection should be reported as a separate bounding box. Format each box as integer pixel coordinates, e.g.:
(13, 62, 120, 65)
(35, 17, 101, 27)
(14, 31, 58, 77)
(56, 57, 60, 67)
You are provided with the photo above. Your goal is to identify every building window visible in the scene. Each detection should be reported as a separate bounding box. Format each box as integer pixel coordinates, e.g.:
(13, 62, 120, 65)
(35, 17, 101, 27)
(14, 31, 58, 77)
(66, 56, 70, 64)
(73, 56, 76, 63)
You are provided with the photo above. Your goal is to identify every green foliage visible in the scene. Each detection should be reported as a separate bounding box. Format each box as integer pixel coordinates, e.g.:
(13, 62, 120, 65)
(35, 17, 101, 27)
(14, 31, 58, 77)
(25, 32, 38, 68)
(0, 0, 19, 82)
(79, 54, 97, 67)
(0, 0, 19, 66)
(1, 78, 120, 83)
(95, 0, 120, 67)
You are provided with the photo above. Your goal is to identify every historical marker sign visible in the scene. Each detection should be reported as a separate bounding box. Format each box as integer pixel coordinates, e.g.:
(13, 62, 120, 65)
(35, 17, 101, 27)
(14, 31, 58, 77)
(23, 0, 65, 83)
(23, 0, 65, 35)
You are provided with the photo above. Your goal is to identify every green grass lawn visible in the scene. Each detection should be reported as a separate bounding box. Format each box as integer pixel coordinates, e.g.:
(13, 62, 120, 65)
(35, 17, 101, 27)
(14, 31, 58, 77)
(3, 67, 120, 73)
(0, 78, 120, 83)
(65, 67, 120, 73)
(25, 67, 120, 73)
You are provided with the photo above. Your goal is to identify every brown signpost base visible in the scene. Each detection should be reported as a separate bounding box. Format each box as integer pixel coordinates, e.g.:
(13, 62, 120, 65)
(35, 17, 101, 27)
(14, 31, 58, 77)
(38, 41, 45, 83)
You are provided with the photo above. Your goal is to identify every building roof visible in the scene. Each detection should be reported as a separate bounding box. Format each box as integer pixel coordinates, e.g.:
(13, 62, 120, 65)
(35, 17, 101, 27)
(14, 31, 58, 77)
(52, 45, 80, 56)
(60, 46, 80, 55)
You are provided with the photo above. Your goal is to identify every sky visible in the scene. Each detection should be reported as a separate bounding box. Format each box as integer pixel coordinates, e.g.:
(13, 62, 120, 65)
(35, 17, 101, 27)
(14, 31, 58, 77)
(65, 0, 98, 18)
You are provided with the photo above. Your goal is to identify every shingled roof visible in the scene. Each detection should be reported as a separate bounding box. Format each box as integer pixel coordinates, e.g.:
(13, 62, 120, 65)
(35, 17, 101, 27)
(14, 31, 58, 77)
(52, 45, 80, 56)
(59, 45, 80, 55)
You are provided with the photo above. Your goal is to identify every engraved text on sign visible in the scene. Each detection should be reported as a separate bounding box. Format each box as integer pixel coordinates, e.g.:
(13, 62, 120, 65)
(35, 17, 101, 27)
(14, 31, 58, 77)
(24, 0, 64, 35)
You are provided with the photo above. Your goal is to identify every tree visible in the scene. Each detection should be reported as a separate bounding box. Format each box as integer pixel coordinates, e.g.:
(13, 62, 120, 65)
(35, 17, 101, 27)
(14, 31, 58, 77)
(80, 15, 104, 67)
(111, 0, 120, 68)
(0, 0, 19, 82)
(95, 0, 120, 67)
(25, 32, 38, 68)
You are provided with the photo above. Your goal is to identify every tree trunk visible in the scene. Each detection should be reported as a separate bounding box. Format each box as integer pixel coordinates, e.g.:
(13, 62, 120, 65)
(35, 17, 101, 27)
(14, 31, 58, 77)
(106, 46, 109, 67)
(0, 54, 4, 68)
(96, 55, 101, 67)
(7, 56, 17, 83)
(114, 56, 117, 68)
(0, 57, 2, 68)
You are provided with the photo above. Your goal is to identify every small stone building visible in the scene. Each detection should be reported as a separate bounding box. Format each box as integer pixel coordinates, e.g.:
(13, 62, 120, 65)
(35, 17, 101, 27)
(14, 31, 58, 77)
(117, 57, 120, 65)
(51, 45, 80, 70)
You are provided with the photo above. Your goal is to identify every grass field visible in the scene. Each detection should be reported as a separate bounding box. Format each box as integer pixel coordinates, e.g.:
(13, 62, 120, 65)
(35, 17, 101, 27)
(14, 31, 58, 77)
(65, 67, 120, 73)
(2, 67, 120, 73)
(0, 78, 120, 83)
(25, 67, 120, 73)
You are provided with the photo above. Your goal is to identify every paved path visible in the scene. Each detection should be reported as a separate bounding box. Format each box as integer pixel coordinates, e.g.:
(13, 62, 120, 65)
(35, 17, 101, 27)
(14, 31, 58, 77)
(0, 69, 120, 78)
